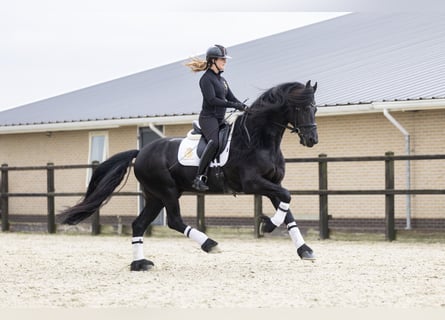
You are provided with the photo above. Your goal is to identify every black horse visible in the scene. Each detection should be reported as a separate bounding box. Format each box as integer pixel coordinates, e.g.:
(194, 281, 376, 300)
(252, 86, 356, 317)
(59, 80, 319, 271)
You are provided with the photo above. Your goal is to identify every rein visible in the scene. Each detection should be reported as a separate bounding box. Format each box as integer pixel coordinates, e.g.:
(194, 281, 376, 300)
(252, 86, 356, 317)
(237, 95, 317, 145)
(238, 104, 317, 147)
(239, 110, 252, 145)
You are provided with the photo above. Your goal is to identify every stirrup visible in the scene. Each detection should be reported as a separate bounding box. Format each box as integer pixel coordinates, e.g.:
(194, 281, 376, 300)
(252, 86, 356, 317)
(192, 175, 209, 191)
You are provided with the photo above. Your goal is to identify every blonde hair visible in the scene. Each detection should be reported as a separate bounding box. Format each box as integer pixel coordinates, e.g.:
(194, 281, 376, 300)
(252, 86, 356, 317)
(185, 57, 209, 72)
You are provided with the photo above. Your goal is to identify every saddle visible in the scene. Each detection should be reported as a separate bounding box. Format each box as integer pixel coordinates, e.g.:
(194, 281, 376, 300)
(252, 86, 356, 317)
(177, 120, 234, 167)
(191, 120, 232, 158)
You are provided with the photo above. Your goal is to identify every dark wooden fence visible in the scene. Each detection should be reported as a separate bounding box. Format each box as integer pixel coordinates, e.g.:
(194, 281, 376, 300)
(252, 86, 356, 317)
(1, 152, 445, 240)
(0, 161, 125, 235)
(281, 152, 445, 241)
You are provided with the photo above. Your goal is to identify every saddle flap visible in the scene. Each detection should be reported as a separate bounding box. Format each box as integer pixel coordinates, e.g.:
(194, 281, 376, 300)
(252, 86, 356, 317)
(178, 121, 235, 167)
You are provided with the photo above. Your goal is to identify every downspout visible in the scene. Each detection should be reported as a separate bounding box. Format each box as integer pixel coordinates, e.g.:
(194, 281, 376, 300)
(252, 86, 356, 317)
(383, 109, 411, 229)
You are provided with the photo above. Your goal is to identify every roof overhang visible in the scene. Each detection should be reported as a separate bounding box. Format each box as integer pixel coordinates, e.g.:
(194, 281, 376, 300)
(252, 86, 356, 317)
(317, 98, 445, 117)
(1, 98, 445, 135)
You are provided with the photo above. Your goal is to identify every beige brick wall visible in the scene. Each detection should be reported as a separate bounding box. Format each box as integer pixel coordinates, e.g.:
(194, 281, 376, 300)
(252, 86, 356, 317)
(164, 124, 191, 137)
(0, 127, 139, 218)
(1, 108, 444, 223)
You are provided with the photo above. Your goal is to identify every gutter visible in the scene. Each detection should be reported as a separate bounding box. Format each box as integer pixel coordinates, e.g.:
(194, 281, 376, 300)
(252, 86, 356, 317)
(0, 114, 198, 135)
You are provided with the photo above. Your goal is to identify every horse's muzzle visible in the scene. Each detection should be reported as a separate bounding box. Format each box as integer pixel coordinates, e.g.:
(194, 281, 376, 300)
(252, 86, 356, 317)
(300, 136, 318, 147)
(299, 126, 318, 147)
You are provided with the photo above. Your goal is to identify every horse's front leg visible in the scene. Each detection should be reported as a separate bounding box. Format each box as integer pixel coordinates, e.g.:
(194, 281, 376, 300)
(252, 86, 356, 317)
(261, 196, 315, 260)
(260, 196, 289, 233)
(284, 210, 315, 260)
(239, 173, 292, 230)
(241, 175, 315, 260)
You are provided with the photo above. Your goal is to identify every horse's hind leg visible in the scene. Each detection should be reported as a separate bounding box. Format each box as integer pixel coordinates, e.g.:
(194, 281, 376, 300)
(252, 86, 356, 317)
(163, 189, 220, 253)
(130, 195, 164, 271)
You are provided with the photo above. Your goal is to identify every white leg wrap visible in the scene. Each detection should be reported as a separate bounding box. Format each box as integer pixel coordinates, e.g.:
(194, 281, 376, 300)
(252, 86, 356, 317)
(184, 226, 208, 246)
(287, 222, 305, 248)
(132, 236, 145, 261)
(270, 202, 290, 227)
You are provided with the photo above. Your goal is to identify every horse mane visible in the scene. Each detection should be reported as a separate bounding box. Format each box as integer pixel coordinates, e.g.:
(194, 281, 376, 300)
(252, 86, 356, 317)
(248, 82, 314, 113)
(233, 82, 315, 149)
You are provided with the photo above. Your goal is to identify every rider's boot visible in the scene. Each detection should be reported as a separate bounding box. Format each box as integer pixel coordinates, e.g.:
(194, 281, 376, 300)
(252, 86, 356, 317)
(192, 140, 218, 191)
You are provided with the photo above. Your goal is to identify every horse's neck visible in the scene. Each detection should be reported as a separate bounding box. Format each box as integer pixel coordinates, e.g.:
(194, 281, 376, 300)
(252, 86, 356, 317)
(237, 112, 286, 152)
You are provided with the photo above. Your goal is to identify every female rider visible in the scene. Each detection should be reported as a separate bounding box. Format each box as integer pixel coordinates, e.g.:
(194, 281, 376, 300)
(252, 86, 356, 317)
(185, 44, 247, 191)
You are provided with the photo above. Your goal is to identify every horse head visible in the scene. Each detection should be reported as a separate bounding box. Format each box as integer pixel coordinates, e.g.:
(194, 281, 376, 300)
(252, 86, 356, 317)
(285, 80, 318, 147)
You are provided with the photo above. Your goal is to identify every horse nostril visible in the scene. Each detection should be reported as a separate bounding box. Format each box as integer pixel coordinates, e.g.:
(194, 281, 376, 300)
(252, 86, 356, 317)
(307, 137, 318, 147)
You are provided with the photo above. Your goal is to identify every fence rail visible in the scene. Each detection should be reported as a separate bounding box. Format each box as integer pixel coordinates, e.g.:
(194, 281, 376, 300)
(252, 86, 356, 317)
(1, 152, 445, 240)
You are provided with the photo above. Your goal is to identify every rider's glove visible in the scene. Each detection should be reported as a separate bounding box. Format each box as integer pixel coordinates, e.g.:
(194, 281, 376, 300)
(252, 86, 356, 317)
(228, 101, 247, 111)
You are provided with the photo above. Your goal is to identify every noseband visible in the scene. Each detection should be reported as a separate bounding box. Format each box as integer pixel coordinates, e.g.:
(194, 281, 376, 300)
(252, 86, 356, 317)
(273, 103, 317, 135)
(239, 102, 316, 147)
(274, 121, 317, 135)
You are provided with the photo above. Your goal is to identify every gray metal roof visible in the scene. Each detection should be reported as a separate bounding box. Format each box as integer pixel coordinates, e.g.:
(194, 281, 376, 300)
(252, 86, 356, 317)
(2, 12, 445, 127)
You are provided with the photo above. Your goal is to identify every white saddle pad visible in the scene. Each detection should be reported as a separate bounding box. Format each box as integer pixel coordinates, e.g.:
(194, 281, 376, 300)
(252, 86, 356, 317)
(177, 124, 235, 167)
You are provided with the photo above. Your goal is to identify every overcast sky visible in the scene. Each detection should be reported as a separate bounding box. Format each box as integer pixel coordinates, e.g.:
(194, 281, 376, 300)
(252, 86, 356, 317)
(0, 1, 350, 111)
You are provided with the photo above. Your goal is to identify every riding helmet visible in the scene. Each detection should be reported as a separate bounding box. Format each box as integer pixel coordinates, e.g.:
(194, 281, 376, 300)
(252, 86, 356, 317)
(206, 44, 232, 60)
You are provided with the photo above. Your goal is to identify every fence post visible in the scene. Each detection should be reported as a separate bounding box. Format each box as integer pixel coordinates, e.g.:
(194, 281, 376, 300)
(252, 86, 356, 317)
(254, 194, 263, 238)
(91, 161, 101, 235)
(385, 151, 396, 241)
(47, 163, 56, 234)
(318, 154, 329, 239)
(1, 164, 9, 231)
(197, 194, 206, 232)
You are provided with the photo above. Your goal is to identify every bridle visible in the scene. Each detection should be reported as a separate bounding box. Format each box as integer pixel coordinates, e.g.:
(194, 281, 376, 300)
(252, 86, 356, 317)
(273, 103, 317, 135)
(239, 102, 317, 147)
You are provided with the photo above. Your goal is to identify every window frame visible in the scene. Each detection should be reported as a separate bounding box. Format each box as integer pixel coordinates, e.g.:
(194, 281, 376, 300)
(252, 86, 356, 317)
(86, 131, 109, 186)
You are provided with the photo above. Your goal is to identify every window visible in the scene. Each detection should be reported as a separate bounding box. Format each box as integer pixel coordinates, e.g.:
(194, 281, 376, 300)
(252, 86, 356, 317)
(86, 131, 108, 185)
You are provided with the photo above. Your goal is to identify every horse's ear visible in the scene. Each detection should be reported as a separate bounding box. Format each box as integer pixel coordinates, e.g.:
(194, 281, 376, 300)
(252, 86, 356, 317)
(313, 82, 318, 92)
(305, 80, 311, 88)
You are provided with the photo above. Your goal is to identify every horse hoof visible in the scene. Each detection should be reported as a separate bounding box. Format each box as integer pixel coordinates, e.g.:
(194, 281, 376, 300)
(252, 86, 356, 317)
(260, 215, 276, 233)
(201, 238, 219, 253)
(130, 259, 154, 271)
(297, 244, 316, 261)
(208, 245, 221, 254)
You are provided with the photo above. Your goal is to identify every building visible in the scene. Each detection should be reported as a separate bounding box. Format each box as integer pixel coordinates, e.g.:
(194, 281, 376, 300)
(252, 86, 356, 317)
(1, 12, 444, 232)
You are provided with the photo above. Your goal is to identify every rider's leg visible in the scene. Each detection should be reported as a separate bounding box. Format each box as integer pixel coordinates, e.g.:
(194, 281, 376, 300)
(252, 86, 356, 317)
(192, 139, 218, 191)
(193, 116, 220, 191)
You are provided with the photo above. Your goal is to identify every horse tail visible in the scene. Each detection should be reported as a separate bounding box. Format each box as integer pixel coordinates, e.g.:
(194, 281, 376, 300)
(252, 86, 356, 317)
(59, 149, 139, 225)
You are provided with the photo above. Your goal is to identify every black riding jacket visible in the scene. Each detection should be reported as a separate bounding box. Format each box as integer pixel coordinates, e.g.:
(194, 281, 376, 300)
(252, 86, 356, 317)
(199, 69, 241, 119)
